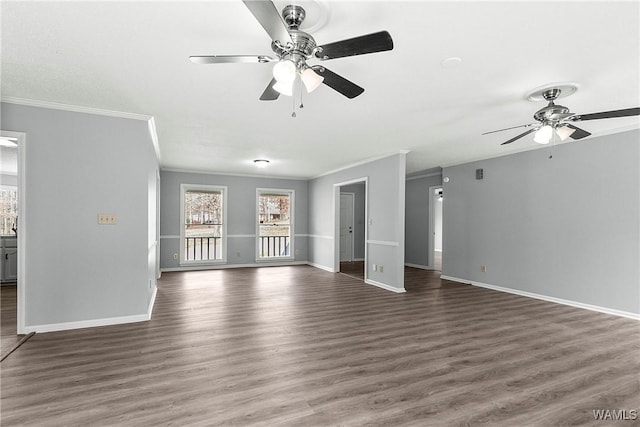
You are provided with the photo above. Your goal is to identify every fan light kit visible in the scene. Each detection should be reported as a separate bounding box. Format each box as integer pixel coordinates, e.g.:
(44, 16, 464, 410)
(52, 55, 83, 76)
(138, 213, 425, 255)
(190, 1, 394, 108)
(483, 83, 640, 146)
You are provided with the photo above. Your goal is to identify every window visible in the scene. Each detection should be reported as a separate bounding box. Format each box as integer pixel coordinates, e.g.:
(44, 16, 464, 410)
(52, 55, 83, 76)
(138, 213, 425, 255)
(0, 187, 18, 236)
(180, 185, 227, 263)
(257, 189, 294, 260)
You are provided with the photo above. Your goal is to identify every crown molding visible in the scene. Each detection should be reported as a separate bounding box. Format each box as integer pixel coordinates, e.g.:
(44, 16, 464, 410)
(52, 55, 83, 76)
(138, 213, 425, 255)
(1, 97, 161, 163)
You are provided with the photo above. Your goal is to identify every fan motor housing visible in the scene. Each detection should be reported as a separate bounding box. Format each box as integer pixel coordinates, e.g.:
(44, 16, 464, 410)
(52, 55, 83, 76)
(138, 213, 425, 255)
(271, 30, 317, 62)
(534, 103, 571, 122)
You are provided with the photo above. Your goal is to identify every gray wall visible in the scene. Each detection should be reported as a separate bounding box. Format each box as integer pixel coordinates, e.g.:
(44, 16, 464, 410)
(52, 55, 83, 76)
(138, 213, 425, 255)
(1, 102, 159, 330)
(340, 183, 366, 260)
(308, 153, 407, 291)
(442, 129, 639, 315)
(405, 173, 442, 268)
(160, 170, 309, 269)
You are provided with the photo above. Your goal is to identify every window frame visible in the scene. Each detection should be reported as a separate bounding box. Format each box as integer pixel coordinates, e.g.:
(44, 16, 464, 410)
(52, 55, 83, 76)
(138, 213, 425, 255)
(256, 188, 295, 262)
(180, 184, 228, 265)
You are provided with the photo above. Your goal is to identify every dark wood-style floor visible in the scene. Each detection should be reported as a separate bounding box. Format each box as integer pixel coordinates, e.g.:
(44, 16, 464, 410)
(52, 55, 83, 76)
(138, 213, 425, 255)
(1, 266, 638, 426)
(0, 284, 20, 358)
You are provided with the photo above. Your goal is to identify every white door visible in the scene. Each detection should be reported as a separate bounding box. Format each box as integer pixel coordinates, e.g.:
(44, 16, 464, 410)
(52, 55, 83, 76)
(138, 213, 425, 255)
(339, 193, 354, 262)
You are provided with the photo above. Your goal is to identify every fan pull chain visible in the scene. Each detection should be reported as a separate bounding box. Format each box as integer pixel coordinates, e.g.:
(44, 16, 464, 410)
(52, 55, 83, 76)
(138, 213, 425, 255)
(291, 94, 296, 118)
(299, 80, 304, 109)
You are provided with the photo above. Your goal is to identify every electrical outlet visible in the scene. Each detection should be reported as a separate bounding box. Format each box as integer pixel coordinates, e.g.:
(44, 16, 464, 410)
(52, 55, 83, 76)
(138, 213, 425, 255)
(379, 265, 384, 273)
(372, 263, 377, 272)
(481, 265, 487, 273)
(98, 213, 117, 225)
(173, 253, 178, 260)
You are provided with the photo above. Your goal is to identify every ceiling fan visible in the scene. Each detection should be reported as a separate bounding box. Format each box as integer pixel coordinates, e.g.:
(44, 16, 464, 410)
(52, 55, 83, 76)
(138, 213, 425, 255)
(190, 1, 393, 100)
(483, 86, 640, 145)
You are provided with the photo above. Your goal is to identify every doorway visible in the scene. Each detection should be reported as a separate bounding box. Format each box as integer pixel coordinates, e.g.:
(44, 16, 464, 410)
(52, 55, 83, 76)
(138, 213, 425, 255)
(0, 130, 26, 353)
(339, 192, 355, 262)
(334, 179, 367, 281)
(430, 187, 443, 271)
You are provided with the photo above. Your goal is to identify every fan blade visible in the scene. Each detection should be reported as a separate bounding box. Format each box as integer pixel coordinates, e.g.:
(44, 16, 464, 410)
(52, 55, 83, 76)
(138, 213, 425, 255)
(500, 128, 537, 145)
(259, 78, 280, 101)
(315, 31, 393, 60)
(565, 124, 591, 140)
(242, 0, 293, 46)
(482, 123, 535, 135)
(572, 107, 640, 121)
(313, 67, 364, 99)
(189, 55, 274, 64)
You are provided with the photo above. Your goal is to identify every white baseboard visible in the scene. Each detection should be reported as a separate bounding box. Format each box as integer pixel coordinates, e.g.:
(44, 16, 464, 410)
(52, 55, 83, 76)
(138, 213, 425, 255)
(405, 262, 432, 270)
(365, 279, 406, 294)
(307, 262, 336, 273)
(26, 312, 150, 334)
(26, 285, 159, 334)
(441, 275, 640, 321)
(161, 260, 308, 273)
(148, 285, 157, 317)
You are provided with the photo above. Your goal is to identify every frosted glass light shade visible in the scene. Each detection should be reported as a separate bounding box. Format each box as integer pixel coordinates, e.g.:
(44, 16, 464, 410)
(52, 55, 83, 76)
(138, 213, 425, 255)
(272, 80, 294, 96)
(272, 60, 296, 83)
(555, 125, 576, 141)
(533, 125, 553, 144)
(300, 68, 324, 93)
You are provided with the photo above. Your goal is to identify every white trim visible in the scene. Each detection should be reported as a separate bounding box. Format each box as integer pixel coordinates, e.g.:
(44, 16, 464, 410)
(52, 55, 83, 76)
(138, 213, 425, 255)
(256, 188, 295, 261)
(161, 167, 308, 181)
(406, 171, 442, 181)
(307, 262, 336, 273)
(161, 260, 308, 272)
(2, 98, 162, 164)
(163, 233, 313, 240)
(2, 130, 26, 334)
(428, 185, 443, 269)
(333, 177, 369, 281)
(147, 285, 158, 318)
(353, 258, 365, 262)
(312, 151, 410, 180)
(306, 234, 333, 240)
(405, 262, 432, 270)
(180, 184, 228, 265)
(160, 235, 180, 239)
(26, 313, 150, 334)
(367, 240, 399, 247)
(365, 279, 406, 294)
(147, 117, 161, 163)
(339, 192, 356, 262)
(440, 275, 640, 321)
(1, 97, 153, 121)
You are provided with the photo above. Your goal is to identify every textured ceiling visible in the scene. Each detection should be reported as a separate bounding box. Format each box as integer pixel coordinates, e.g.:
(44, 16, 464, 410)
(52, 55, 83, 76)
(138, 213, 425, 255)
(2, 1, 639, 178)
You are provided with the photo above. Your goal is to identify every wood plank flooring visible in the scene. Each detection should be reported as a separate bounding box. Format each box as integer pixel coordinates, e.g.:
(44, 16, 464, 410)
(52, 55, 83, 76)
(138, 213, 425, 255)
(0, 285, 20, 358)
(1, 266, 638, 426)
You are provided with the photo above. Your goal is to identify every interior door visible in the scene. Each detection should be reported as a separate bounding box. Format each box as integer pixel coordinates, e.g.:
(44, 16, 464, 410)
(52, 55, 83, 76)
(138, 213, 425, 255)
(339, 193, 354, 262)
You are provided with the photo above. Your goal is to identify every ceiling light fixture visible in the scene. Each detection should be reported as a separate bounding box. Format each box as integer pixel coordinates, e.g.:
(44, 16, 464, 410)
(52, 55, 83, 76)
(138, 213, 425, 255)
(253, 159, 270, 168)
(0, 137, 18, 147)
(272, 59, 297, 96)
(533, 125, 554, 144)
(555, 125, 576, 141)
(300, 67, 324, 93)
